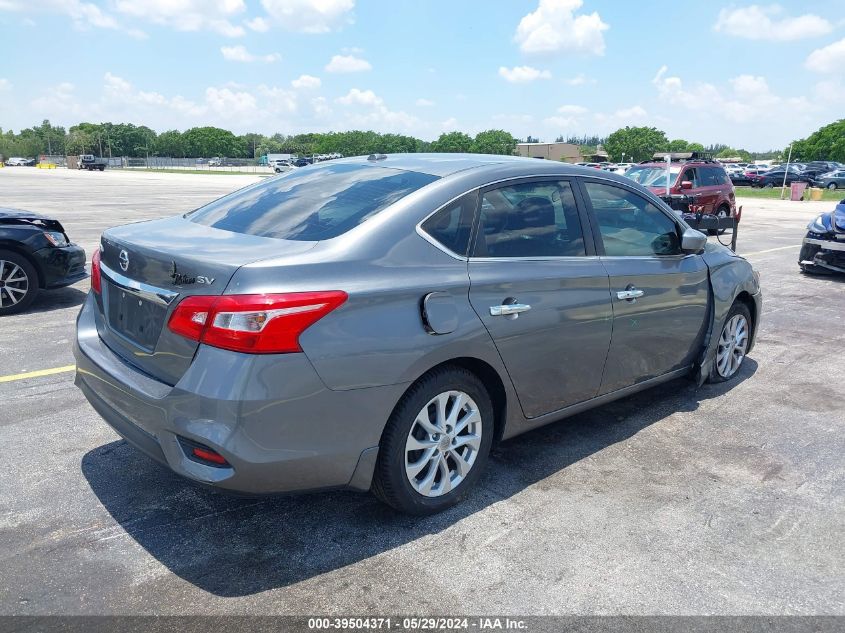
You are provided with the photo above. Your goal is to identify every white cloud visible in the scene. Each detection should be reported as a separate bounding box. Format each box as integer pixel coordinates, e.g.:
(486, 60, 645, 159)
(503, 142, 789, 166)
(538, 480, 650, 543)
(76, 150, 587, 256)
(515, 0, 608, 56)
(221, 45, 280, 63)
(112, 0, 246, 37)
(335, 88, 419, 132)
(557, 104, 588, 115)
(260, 0, 354, 34)
(415, 98, 435, 107)
(311, 96, 331, 117)
(291, 74, 321, 89)
(593, 105, 649, 130)
(441, 118, 459, 132)
(566, 73, 595, 86)
(245, 16, 270, 32)
(0, 0, 143, 38)
(337, 88, 382, 107)
(498, 65, 552, 83)
(648, 65, 830, 148)
(714, 5, 832, 41)
(805, 38, 845, 74)
(0, 78, 11, 92)
(325, 54, 371, 73)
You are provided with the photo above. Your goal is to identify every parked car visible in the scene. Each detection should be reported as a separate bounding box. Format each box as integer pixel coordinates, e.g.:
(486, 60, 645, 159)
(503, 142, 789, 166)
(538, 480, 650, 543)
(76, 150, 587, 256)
(755, 169, 803, 188)
(271, 159, 296, 174)
(624, 159, 736, 233)
(4, 157, 35, 166)
(799, 199, 845, 274)
(74, 154, 761, 514)
(0, 208, 87, 315)
(810, 169, 845, 190)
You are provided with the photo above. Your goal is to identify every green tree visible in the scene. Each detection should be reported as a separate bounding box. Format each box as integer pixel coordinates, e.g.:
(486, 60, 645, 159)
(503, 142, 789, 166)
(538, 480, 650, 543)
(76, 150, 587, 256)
(181, 126, 241, 157)
(667, 139, 690, 152)
(155, 130, 185, 157)
(604, 126, 669, 162)
(471, 129, 518, 155)
(430, 131, 473, 153)
(790, 119, 845, 162)
(687, 142, 705, 152)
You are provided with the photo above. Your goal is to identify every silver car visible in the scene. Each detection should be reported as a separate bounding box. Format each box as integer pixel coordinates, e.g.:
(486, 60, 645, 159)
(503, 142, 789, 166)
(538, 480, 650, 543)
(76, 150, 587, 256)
(74, 154, 762, 514)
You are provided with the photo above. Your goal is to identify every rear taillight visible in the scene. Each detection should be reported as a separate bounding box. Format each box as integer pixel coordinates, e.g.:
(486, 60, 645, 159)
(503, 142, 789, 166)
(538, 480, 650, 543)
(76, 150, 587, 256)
(167, 291, 347, 354)
(91, 248, 102, 294)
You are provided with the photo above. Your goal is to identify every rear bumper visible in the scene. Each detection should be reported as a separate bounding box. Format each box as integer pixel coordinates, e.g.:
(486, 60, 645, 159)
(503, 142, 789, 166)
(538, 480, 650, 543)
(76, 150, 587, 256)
(73, 292, 405, 494)
(34, 244, 87, 288)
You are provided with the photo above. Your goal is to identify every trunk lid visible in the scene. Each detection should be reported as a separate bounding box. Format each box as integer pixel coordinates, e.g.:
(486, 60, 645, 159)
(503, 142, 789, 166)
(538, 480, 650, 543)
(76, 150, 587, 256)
(96, 215, 317, 385)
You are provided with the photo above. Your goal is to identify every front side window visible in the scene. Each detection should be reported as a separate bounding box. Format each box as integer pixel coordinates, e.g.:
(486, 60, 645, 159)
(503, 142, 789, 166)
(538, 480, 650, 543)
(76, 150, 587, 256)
(474, 180, 586, 258)
(583, 182, 682, 257)
(189, 163, 439, 241)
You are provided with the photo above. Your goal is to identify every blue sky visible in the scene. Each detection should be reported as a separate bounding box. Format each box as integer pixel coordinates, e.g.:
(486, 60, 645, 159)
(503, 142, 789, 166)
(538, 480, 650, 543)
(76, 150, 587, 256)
(1, 0, 844, 150)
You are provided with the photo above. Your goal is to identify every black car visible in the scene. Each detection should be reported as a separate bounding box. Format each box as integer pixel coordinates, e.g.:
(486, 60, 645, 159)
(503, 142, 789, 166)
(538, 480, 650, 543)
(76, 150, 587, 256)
(799, 199, 845, 274)
(756, 169, 803, 188)
(0, 209, 87, 314)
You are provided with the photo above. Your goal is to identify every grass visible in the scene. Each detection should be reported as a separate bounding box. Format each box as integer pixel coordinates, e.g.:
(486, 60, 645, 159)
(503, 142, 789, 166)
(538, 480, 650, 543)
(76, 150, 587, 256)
(734, 186, 843, 202)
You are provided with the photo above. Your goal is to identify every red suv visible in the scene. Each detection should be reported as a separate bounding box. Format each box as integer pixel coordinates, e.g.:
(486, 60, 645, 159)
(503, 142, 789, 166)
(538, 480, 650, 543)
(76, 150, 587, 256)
(624, 158, 737, 222)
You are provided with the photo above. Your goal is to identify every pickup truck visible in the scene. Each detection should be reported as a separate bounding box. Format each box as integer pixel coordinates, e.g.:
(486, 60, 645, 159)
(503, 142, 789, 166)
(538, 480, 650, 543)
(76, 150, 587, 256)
(78, 155, 108, 171)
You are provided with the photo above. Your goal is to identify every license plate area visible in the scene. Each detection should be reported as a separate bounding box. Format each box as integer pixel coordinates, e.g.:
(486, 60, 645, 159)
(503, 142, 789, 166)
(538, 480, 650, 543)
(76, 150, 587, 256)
(104, 280, 166, 351)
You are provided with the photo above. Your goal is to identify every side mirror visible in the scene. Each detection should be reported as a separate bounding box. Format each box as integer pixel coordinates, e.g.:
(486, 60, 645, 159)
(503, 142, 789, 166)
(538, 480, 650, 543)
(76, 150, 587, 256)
(681, 227, 707, 254)
(680, 180, 693, 190)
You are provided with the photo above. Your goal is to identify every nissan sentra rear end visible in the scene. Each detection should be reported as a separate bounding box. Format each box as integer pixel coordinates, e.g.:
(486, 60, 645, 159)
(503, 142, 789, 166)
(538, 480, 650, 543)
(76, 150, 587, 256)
(73, 162, 438, 493)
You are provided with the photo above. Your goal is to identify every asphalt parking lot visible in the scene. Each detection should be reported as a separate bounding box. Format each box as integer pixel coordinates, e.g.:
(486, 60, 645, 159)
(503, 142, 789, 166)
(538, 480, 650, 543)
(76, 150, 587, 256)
(0, 168, 842, 615)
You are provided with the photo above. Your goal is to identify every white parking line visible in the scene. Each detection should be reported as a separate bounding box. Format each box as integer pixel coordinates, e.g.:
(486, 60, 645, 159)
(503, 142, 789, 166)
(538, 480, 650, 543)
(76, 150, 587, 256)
(742, 245, 801, 256)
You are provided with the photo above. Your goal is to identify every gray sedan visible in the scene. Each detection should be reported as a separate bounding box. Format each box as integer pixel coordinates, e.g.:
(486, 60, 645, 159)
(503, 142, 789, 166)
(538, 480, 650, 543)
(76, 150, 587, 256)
(74, 154, 762, 514)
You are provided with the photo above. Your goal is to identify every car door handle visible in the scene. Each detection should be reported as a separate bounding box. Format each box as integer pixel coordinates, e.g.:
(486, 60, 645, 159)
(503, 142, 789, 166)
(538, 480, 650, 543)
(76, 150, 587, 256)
(490, 303, 531, 316)
(616, 288, 645, 301)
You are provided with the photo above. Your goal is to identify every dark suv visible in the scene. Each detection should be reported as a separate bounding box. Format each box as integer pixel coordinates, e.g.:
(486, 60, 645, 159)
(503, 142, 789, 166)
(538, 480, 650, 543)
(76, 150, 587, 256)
(624, 156, 736, 222)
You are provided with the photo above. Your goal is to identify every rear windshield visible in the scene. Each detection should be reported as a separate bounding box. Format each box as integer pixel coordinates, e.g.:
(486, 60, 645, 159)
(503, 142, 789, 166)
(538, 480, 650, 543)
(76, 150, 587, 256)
(188, 163, 439, 240)
(624, 166, 681, 188)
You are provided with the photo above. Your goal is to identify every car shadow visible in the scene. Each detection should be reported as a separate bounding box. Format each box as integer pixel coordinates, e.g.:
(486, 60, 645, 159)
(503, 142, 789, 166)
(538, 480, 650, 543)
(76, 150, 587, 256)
(81, 359, 757, 597)
(27, 285, 88, 313)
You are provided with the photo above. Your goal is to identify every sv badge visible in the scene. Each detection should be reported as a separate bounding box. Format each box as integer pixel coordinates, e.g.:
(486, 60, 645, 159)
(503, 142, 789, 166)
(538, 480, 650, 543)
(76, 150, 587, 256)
(169, 261, 214, 286)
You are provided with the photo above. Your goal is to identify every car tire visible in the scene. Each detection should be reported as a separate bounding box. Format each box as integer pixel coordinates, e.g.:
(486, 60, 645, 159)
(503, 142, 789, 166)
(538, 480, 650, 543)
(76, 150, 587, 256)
(372, 366, 495, 515)
(764, 182, 774, 189)
(0, 250, 39, 316)
(709, 205, 731, 236)
(708, 301, 752, 383)
(828, 183, 837, 190)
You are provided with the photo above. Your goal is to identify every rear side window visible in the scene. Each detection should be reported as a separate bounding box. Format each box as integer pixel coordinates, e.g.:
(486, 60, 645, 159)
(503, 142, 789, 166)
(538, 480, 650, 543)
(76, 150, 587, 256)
(420, 192, 477, 257)
(700, 167, 721, 186)
(189, 163, 439, 241)
(474, 180, 586, 258)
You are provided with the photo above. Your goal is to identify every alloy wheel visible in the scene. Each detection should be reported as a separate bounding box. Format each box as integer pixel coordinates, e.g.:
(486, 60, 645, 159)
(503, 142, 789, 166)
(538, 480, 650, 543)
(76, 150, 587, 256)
(716, 314, 749, 379)
(404, 390, 482, 497)
(0, 259, 29, 309)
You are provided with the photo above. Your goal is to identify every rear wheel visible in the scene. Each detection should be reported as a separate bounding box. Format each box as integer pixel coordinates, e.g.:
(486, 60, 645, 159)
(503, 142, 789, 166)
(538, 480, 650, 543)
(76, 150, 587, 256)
(708, 302, 752, 383)
(0, 250, 39, 315)
(828, 183, 837, 190)
(764, 182, 774, 189)
(372, 366, 494, 515)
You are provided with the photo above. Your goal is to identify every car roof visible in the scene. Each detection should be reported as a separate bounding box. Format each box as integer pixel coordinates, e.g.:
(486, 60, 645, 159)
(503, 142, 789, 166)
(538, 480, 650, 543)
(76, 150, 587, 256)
(326, 152, 636, 180)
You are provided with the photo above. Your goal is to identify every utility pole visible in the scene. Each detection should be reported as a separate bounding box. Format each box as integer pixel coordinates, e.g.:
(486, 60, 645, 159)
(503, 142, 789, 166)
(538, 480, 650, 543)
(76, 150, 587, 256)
(780, 143, 793, 200)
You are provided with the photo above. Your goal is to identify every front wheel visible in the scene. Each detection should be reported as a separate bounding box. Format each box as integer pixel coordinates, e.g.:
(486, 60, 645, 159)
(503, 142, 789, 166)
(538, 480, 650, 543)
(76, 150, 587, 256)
(708, 302, 752, 383)
(372, 366, 494, 515)
(0, 250, 39, 315)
